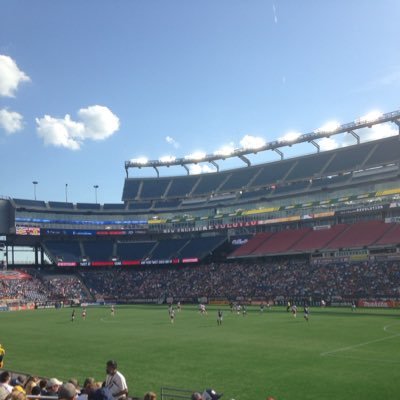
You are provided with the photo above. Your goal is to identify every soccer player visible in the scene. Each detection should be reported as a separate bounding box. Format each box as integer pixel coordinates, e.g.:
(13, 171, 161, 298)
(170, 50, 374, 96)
(71, 309, 75, 322)
(260, 303, 265, 313)
(82, 308, 87, 320)
(177, 301, 181, 312)
(291, 304, 297, 318)
(0, 344, 5, 368)
(286, 301, 291, 312)
(169, 307, 175, 324)
(303, 305, 309, 322)
(242, 305, 247, 316)
(217, 309, 223, 326)
(351, 301, 356, 312)
(111, 305, 115, 317)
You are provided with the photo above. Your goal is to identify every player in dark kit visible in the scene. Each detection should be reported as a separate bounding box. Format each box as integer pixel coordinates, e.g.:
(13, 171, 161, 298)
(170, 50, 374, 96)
(217, 309, 223, 325)
(71, 309, 75, 322)
(303, 305, 309, 322)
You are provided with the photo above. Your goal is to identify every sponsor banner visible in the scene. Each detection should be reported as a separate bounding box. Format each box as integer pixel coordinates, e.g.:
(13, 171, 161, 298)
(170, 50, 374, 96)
(358, 300, 399, 308)
(122, 260, 141, 266)
(209, 300, 230, 305)
(0, 270, 32, 280)
(80, 302, 103, 307)
(16, 226, 40, 236)
(389, 202, 400, 209)
(182, 258, 199, 263)
(57, 262, 77, 267)
(44, 228, 144, 236)
(313, 225, 331, 231)
(130, 299, 159, 304)
(91, 261, 114, 267)
(259, 215, 301, 225)
(339, 204, 385, 215)
(140, 258, 180, 265)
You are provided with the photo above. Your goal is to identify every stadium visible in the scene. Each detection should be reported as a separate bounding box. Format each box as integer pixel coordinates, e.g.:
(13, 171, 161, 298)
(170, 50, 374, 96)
(1, 110, 400, 399)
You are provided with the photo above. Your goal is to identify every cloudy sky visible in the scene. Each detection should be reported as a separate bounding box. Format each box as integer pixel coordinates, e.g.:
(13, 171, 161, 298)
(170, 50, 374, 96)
(1, 1, 400, 203)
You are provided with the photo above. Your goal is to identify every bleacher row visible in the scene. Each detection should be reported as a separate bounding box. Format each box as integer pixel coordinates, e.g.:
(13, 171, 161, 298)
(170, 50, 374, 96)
(123, 135, 400, 201)
(44, 236, 226, 263)
(230, 220, 400, 258)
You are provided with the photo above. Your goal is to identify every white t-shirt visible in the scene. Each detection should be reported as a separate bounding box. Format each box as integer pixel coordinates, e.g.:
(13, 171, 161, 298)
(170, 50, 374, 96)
(105, 371, 128, 399)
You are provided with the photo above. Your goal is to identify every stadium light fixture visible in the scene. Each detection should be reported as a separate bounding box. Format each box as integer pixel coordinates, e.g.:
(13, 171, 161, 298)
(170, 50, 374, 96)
(280, 131, 301, 143)
(130, 157, 148, 165)
(65, 183, 68, 203)
(93, 185, 99, 204)
(314, 121, 340, 134)
(184, 151, 207, 161)
(159, 155, 176, 163)
(357, 110, 383, 125)
(214, 145, 235, 157)
(32, 181, 38, 201)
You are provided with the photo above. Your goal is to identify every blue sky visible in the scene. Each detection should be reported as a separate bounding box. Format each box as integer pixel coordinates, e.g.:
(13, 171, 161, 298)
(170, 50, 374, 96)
(1, 1, 400, 204)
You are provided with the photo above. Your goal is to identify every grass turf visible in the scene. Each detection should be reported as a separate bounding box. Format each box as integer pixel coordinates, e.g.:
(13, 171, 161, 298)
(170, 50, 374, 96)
(0, 305, 399, 400)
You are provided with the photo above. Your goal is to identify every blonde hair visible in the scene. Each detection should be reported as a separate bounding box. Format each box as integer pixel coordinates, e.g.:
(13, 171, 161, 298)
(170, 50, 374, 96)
(143, 392, 156, 400)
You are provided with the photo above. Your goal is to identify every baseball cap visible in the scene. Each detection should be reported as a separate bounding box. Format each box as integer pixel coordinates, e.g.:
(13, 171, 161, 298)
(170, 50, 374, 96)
(202, 389, 223, 400)
(58, 383, 78, 399)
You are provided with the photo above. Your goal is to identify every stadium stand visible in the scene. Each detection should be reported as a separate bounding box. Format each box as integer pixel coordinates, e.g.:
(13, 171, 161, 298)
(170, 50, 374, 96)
(48, 201, 74, 209)
(117, 241, 157, 261)
(44, 241, 82, 262)
(13, 199, 47, 208)
(82, 241, 114, 261)
(76, 203, 101, 210)
(103, 203, 127, 210)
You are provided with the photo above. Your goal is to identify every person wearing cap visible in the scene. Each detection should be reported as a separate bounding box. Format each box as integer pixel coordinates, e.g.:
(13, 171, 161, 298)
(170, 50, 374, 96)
(45, 378, 63, 397)
(104, 361, 128, 400)
(58, 383, 78, 400)
(202, 389, 223, 400)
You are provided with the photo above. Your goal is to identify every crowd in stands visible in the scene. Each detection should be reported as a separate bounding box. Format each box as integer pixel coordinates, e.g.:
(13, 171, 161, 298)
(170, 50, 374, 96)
(79, 260, 400, 302)
(1, 260, 400, 304)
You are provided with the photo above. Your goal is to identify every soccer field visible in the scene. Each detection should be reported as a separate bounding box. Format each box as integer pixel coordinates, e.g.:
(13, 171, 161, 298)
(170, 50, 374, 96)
(0, 305, 399, 400)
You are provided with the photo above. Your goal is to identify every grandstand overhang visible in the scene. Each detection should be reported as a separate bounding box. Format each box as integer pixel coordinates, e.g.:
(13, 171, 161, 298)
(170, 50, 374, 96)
(125, 109, 400, 177)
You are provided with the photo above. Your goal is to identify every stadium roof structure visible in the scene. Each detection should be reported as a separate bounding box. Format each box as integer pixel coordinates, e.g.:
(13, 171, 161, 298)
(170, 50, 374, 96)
(125, 110, 400, 178)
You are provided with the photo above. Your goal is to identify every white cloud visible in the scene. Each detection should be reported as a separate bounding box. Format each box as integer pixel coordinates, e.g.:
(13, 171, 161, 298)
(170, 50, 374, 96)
(166, 135, 180, 148)
(360, 123, 398, 142)
(36, 105, 120, 150)
(0, 55, 30, 97)
(189, 164, 217, 175)
(184, 151, 207, 161)
(239, 134, 266, 150)
(0, 108, 24, 134)
(214, 143, 235, 157)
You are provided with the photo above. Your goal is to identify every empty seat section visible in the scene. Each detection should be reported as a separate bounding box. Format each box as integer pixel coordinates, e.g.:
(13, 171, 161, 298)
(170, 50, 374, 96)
(150, 238, 189, 259)
(103, 203, 126, 210)
(192, 173, 228, 196)
(272, 181, 310, 195)
(180, 236, 226, 259)
(252, 228, 311, 255)
(240, 187, 272, 200)
(45, 241, 81, 262)
(48, 201, 74, 209)
(153, 199, 181, 209)
(166, 176, 199, 198)
(285, 152, 332, 181)
(230, 232, 273, 257)
(310, 175, 351, 188)
(76, 203, 101, 210)
(219, 166, 262, 192)
(323, 142, 375, 175)
(365, 136, 400, 166)
(117, 241, 156, 261)
(122, 179, 141, 201)
(140, 179, 170, 199)
(128, 201, 152, 211)
(251, 160, 294, 188)
(83, 241, 113, 261)
(374, 224, 400, 246)
(326, 220, 390, 249)
(291, 224, 348, 252)
(14, 198, 47, 208)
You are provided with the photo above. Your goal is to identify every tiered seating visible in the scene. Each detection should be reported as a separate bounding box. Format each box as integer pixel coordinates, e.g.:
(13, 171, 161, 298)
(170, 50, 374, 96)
(14, 199, 46, 208)
(240, 187, 272, 200)
(290, 224, 348, 252)
(251, 160, 294, 187)
(166, 176, 199, 198)
(122, 179, 141, 200)
(179, 236, 227, 259)
(150, 238, 189, 259)
(229, 232, 273, 258)
(273, 181, 310, 195)
(325, 220, 391, 249)
(153, 199, 182, 209)
(310, 174, 351, 189)
(218, 166, 261, 192)
(48, 201, 74, 209)
(285, 152, 332, 181)
(372, 223, 400, 246)
(103, 203, 126, 210)
(252, 228, 311, 255)
(76, 203, 101, 210)
(140, 179, 170, 199)
(45, 241, 81, 262)
(364, 136, 400, 166)
(191, 173, 228, 196)
(128, 201, 152, 211)
(323, 142, 376, 175)
(117, 241, 157, 260)
(83, 241, 114, 261)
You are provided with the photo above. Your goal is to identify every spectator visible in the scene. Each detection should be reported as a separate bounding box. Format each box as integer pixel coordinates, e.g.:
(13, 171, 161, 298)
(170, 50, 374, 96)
(58, 383, 78, 400)
(46, 378, 63, 397)
(143, 392, 156, 400)
(104, 361, 128, 400)
(0, 371, 13, 399)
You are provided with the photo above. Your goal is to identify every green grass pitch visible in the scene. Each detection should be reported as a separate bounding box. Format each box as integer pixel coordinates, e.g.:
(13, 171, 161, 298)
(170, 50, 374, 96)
(0, 305, 399, 400)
